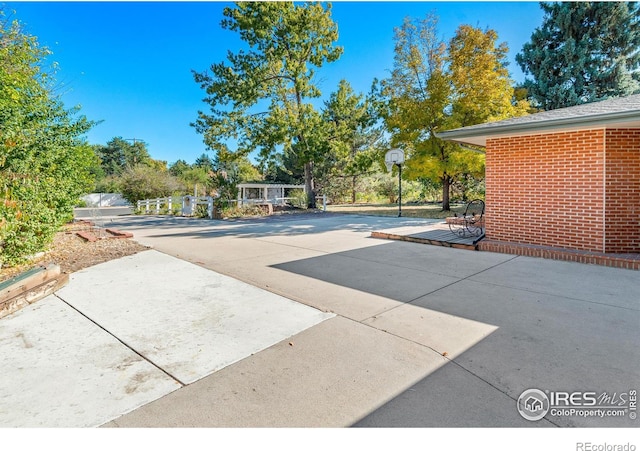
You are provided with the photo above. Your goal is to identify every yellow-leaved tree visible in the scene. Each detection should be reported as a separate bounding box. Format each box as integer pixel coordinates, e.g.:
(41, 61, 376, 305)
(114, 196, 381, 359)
(381, 14, 529, 210)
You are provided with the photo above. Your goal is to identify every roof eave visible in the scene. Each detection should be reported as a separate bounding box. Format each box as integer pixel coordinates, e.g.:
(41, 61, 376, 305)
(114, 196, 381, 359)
(436, 110, 640, 147)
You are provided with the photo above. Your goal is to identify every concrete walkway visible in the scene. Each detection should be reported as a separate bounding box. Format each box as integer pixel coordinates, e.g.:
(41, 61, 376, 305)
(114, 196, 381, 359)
(1, 213, 638, 428)
(0, 250, 332, 427)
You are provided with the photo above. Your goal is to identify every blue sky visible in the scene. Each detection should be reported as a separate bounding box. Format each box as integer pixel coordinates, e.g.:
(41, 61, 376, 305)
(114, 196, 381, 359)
(7, 1, 545, 166)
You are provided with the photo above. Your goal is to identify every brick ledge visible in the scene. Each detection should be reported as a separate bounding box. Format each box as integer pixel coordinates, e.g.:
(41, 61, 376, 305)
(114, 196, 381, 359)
(477, 239, 640, 270)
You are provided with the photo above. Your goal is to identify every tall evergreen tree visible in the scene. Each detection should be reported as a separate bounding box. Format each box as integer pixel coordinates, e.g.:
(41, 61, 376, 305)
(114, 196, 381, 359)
(95, 137, 152, 176)
(516, 2, 640, 110)
(194, 153, 215, 172)
(192, 2, 342, 208)
(317, 80, 383, 204)
(168, 159, 190, 177)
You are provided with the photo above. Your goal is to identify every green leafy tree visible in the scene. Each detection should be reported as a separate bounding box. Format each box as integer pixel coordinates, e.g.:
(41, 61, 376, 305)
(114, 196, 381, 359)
(192, 1, 343, 208)
(233, 157, 263, 184)
(194, 153, 216, 172)
(94, 137, 152, 176)
(262, 146, 305, 185)
(91, 138, 167, 194)
(1, 10, 95, 265)
(168, 159, 190, 177)
(317, 80, 383, 203)
(169, 158, 217, 196)
(94, 175, 121, 194)
(448, 25, 529, 126)
(213, 155, 263, 202)
(516, 2, 640, 110)
(119, 165, 183, 205)
(146, 158, 168, 172)
(178, 166, 212, 196)
(382, 14, 528, 210)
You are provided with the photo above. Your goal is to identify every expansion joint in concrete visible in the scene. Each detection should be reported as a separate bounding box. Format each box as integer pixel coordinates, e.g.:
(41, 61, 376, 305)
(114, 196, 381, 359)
(54, 293, 187, 387)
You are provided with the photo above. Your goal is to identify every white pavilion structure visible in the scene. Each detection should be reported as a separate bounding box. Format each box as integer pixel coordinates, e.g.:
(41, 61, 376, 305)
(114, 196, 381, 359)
(236, 183, 305, 206)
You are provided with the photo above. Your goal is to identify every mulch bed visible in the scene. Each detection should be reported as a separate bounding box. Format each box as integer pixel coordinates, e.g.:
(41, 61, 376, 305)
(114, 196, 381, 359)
(0, 221, 149, 283)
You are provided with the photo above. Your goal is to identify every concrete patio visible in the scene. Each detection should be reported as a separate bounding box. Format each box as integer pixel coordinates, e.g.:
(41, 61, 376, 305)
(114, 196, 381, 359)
(1, 212, 638, 429)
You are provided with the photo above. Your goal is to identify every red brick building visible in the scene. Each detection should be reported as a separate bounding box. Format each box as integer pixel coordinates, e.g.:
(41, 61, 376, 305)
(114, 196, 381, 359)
(437, 95, 640, 267)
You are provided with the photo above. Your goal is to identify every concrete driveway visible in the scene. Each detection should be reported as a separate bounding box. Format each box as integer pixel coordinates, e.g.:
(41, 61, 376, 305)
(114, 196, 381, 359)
(103, 213, 639, 427)
(1, 212, 638, 428)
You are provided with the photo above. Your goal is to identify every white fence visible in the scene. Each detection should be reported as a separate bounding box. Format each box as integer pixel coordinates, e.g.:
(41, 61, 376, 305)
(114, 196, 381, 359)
(136, 196, 214, 219)
(136, 194, 327, 218)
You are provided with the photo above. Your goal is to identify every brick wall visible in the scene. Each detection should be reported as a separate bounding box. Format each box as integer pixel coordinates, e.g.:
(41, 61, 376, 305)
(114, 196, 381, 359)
(604, 129, 640, 253)
(478, 239, 640, 270)
(486, 130, 606, 252)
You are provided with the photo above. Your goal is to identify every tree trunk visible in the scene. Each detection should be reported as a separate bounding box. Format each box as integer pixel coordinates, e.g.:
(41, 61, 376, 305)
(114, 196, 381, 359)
(304, 162, 316, 209)
(442, 175, 451, 211)
(351, 176, 357, 204)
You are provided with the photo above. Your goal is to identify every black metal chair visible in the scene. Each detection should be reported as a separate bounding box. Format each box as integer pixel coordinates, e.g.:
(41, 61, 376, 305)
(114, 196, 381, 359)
(446, 199, 485, 238)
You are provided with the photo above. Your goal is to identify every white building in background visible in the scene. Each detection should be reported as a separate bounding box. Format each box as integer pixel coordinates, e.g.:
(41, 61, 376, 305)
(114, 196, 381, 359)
(81, 193, 131, 207)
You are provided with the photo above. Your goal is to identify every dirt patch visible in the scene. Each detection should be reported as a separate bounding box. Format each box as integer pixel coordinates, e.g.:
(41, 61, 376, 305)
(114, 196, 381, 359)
(0, 221, 149, 283)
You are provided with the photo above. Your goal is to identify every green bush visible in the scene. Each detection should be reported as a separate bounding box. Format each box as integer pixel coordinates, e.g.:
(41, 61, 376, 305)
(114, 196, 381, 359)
(1, 13, 96, 266)
(195, 204, 212, 218)
(288, 189, 307, 209)
(119, 165, 184, 205)
(219, 203, 266, 219)
(94, 175, 121, 193)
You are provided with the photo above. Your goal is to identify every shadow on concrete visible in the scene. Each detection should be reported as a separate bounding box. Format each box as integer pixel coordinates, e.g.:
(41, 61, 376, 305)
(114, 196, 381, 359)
(96, 213, 640, 427)
(106, 213, 436, 240)
(270, 244, 640, 427)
